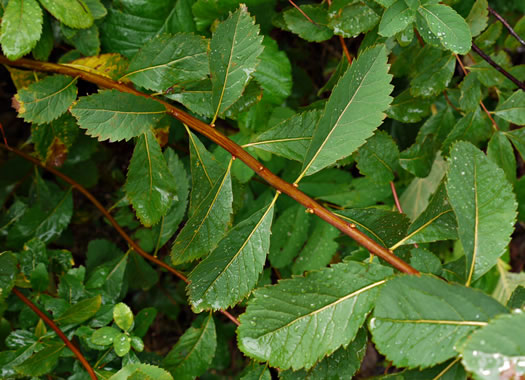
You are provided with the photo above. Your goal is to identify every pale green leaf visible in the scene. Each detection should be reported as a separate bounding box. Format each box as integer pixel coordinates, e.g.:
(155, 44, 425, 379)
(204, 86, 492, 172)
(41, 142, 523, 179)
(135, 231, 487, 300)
(494, 90, 525, 125)
(188, 198, 275, 311)
(55, 295, 101, 325)
(417, 4, 472, 54)
(487, 131, 517, 185)
(251, 110, 319, 162)
(124, 33, 209, 92)
(113, 303, 133, 332)
(171, 165, 233, 265)
(70, 90, 166, 142)
(124, 129, 177, 226)
(466, 0, 488, 37)
(328, 2, 380, 38)
(378, 0, 415, 37)
(238, 261, 393, 370)
(446, 142, 517, 285)
(14, 343, 64, 377)
(91, 326, 120, 346)
(370, 274, 508, 369)
(492, 260, 525, 306)
(301, 44, 393, 178)
(38, 0, 93, 29)
(283, 4, 333, 42)
(0, 0, 43, 60)
(356, 130, 399, 183)
(83, 0, 106, 20)
(113, 333, 131, 357)
(162, 314, 216, 380)
(14, 75, 77, 124)
(109, 363, 173, 380)
(459, 312, 525, 380)
(210, 5, 263, 121)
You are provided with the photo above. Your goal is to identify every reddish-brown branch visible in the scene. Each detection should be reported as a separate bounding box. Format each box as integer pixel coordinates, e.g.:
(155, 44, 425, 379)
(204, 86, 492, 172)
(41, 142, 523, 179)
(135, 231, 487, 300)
(1, 144, 240, 326)
(390, 181, 419, 249)
(488, 6, 525, 48)
(12, 288, 98, 380)
(339, 36, 352, 64)
(0, 55, 418, 276)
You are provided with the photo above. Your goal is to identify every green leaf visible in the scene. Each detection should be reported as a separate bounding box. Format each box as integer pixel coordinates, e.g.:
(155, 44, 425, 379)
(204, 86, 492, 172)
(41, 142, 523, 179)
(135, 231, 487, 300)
(466, 0, 488, 37)
(241, 363, 271, 380)
(84, 0, 106, 20)
(238, 261, 393, 370)
(487, 131, 517, 185)
(459, 72, 482, 111)
(329, 2, 380, 38)
(442, 108, 492, 156)
(61, 24, 100, 57)
(124, 129, 177, 227)
(130, 336, 144, 352)
(70, 90, 166, 142)
(114, 303, 134, 332)
(124, 33, 209, 93)
(410, 50, 455, 98)
(378, 0, 416, 37)
(188, 197, 275, 312)
(387, 89, 432, 123)
(14, 343, 64, 377)
(356, 130, 399, 183)
(283, 4, 333, 42)
(252, 37, 292, 104)
(171, 165, 233, 265)
(210, 5, 263, 121)
(505, 127, 525, 161)
(114, 333, 131, 357)
(165, 79, 214, 118)
(301, 44, 393, 177)
(268, 204, 311, 269)
(31, 113, 79, 163)
(396, 183, 458, 247)
(127, 252, 159, 290)
(446, 142, 517, 284)
(508, 286, 525, 309)
(409, 247, 443, 275)
(55, 295, 101, 325)
(32, 12, 53, 61)
(459, 311, 525, 380)
(109, 363, 173, 380)
(252, 110, 319, 162)
(0, 252, 17, 301)
(0, 0, 43, 60)
(162, 314, 216, 380)
(38, 0, 93, 29)
(492, 261, 525, 305)
(494, 90, 525, 125)
(369, 274, 508, 369)
(30, 262, 48, 291)
(13, 75, 77, 124)
(133, 307, 157, 338)
(417, 4, 472, 54)
(279, 328, 367, 380)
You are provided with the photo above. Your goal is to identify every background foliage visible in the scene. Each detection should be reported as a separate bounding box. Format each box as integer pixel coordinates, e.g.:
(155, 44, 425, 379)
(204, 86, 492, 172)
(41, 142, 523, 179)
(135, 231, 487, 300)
(0, 0, 524, 379)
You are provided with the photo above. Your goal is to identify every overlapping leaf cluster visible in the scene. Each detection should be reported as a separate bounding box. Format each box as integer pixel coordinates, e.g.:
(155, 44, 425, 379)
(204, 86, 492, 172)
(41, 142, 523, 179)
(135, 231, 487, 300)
(1, 0, 525, 379)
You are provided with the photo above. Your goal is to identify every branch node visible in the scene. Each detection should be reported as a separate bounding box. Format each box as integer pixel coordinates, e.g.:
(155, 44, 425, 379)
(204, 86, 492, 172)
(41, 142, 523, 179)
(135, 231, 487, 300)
(305, 208, 314, 214)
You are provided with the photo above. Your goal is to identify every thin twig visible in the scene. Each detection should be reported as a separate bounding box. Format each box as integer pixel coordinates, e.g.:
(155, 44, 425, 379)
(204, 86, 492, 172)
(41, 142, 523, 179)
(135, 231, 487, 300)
(471, 42, 525, 91)
(390, 181, 418, 249)
(0, 55, 418, 275)
(12, 288, 98, 380)
(339, 36, 352, 64)
(288, 0, 317, 25)
(488, 6, 525, 48)
(1, 144, 240, 326)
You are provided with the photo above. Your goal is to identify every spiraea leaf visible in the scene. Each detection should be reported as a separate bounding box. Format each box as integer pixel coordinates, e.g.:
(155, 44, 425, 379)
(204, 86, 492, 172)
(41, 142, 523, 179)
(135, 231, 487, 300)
(124, 129, 177, 227)
(109, 363, 174, 380)
(70, 90, 166, 142)
(378, 0, 416, 37)
(64, 53, 129, 81)
(283, 4, 333, 42)
(0, 0, 43, 60)
(494, 90, 525, 125)
(38, 0, 94, 29)
(446, 142, 517, 285)
(13, 75, 77, 124)
(238, 261, 393, 370)
(300, 44, 393, 178)
(124, 33, 209, 92)
(355, 130, 400, 184)
(210, 5, 264, 121)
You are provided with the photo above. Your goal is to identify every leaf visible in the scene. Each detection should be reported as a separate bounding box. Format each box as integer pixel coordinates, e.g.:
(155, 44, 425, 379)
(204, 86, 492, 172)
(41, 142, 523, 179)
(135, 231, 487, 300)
(91, 326, 120, 346)
(410, 50, 455, 98)
(171, 164, 233, 265)
(459, 311, 525, 380)
(55, 295, 101, 325)
(13, 75, 77, 124)
(378, 0, 416, 37)
(14, 343, 64, 377)
(369, 274, 508, 369)
(38, 0, 93, 29)
(165, 79, 214, 118)
(252, 37, 292, 104)
(188, 197, 275, 311)
(113, 333, 131, 357)
(252, 110, 319, 162)
(442, 108, 492, 156)
(505, 127, 525, 161)
(124, 129, 177, 226)
(386, 89, 432, 123)
(417, 4, 472, 54)
(127, 252, 159, 290)
(459, 72, 482, 111)
(162, 314, 216, 380)
(133, 308, 157, 338)
(109, 363, 173, 380)
(283, 4, 333, 42)
(0, 252, 17, 301)
(466, 0, 489, 37)
(0, 0, 43, 60)
(70, 90, 166, 142)
(124, 33, 209, 93)
(241, 363, 271, 380)
(238, 261, 393, 370)
(279, 328, 367, 380)
(492, 260, 525, 305)
(301, 44, 393, 178)
(494, 90, 525, 125)
(31, 113, 79, 165)
(61, 24, 100, 57)
(32, 11, 53, 60)
(487, 131, 516, 185)
(64, 53, 129, 81)
(356, 131, 400, 184)
(446, 142, 517, 285)
(409, 247, 443, 275)
(210, 5, 263, 121)
(113, 303, 133, 332)
(508, 286, 525, 309)
(328, 2, 380, 38)
(84, 0, 106, 20)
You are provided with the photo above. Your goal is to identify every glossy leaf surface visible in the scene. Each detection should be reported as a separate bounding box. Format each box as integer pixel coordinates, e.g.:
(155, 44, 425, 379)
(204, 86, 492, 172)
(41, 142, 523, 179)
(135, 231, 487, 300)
(38, 0, 93, 29)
